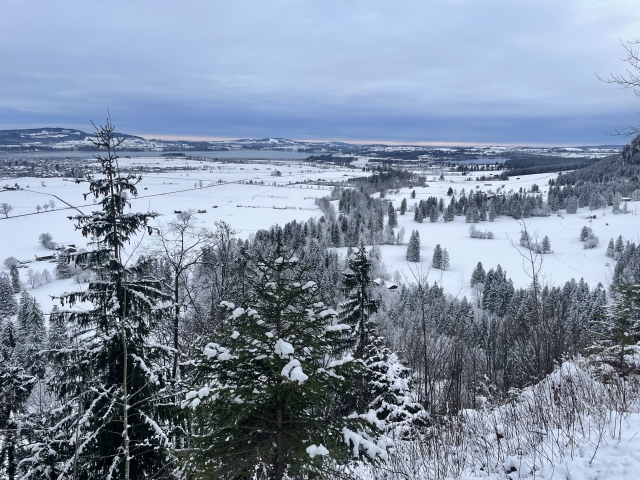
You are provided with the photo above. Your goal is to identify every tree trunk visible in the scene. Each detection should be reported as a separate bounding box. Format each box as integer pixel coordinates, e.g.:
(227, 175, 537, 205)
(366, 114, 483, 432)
(173, 274, 180, 379)
(121, 324, 130, 480)
(7, 435, 15, 480)
(274, 262, 285, 480)
(275, 407, 284, 480)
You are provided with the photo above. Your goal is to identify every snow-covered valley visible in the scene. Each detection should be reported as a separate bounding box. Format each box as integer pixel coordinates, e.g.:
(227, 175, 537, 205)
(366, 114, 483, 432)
(1, 152, 639, 480)
(2, 158, 638, 313)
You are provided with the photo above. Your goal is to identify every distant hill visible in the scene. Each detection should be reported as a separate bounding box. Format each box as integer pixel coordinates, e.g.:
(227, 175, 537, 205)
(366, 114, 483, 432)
(0, 128, 141, 145)
(0, 127, 626, 158)
(0, 128, 353, 153)
(0, 128, 143, 151)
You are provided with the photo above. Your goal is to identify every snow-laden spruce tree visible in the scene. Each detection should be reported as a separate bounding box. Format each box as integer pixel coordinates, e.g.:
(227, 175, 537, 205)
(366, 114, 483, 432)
(44, 118, 172, 480)
(470, 261, 486, 287)
(340, 241, 381, 359)
(589, 283, 640, 376)
(429, 205, 438, 223)
(606, 238, 615, 258)
(580, 226, 590, 242)
(432, 244, 443, 269)
(442, 248, 450, 270)
(54, 252, 76, 280)
(183, 238, 386, 479)
(387, 202, 398, 227)
(445, 202, 455, 222)
(340, 243, 423, 429)
(0, 275, 17, 319)
(414, 204, 423, 223)
(405, 230, 421, 262)
(0, 317, 37, 479)
(46, 306, 67, 358)
(362, 334, 423, 431)
(15, 292, 47, 378)
(14, 305, 68, 480)
(9, 264, 20, 293)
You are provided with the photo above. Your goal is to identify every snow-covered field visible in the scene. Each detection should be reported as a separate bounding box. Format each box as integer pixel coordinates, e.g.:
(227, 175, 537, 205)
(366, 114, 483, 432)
(1, 159, 639, 312)
(371, 173, 640, 297)
(0, 158, 366, 310)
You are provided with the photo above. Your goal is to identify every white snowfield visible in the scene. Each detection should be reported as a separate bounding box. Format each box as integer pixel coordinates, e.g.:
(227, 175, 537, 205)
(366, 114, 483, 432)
(353, 360, 640, 480)
(1, 158, 638, 312)
(371, 173, 639, 297)
(520, 413, 640, 480)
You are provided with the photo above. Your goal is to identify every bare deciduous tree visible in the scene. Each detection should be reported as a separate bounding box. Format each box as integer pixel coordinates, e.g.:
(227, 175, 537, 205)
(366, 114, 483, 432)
(599, 39, 640, 136)
(152, 210, 212, 379)
(0, 202, 12, 217)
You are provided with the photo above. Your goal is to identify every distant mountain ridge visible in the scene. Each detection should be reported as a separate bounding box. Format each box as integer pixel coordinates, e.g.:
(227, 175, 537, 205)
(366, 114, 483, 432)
(0, 128, 141, 146)
(0, 128, 352, 152)
(0, 127, 625, 158)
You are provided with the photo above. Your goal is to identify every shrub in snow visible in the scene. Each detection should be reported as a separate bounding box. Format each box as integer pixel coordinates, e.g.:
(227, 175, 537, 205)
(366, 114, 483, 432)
(26, 269, 41, 289)
(584, 235, 599, 249)
(581, 227, 599, 249)
(518, 230, 551, 254)
(469, 225, 494, 239)
(519, 229, 533, 248)
(3, 256, 19, 268)
(356, 358, 640, 480)
(38, 232, 56, 250)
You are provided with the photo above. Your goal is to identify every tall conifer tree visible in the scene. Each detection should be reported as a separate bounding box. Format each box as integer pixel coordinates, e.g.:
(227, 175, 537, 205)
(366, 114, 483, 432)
(46, 118, 171, 479)
(184, 236, 386, 479)
(405, 231, 421, 262)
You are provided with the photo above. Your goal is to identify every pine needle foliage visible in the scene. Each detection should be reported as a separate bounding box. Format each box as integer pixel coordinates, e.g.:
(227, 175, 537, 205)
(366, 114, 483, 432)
(0, 318, 37, 479)
(589, 283, 640, 377)
(46, 117, 172, 480)
(405, 231, 421, 262)
(363, 335, 423, 429)
(340, 241, 381, 359)
(184, 236, 386, 480)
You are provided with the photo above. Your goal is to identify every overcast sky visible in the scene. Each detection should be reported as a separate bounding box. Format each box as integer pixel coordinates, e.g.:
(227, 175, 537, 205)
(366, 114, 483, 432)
(1, 0, 639, 145)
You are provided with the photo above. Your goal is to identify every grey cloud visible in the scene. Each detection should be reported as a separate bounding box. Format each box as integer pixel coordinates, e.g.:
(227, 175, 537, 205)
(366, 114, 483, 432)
(0, 0, 639, 144)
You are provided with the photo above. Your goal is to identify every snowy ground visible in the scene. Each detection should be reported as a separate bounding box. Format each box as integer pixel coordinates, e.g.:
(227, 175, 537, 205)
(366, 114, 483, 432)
(370, 173, 640, 297)
(0, 159, 366, 311)
(522, 412, 640, 480)
(1, 160, 639, 313)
